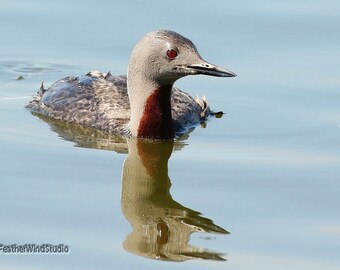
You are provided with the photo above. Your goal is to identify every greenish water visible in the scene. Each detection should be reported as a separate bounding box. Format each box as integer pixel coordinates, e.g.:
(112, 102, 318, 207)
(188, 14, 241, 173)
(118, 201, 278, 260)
(1, 0, 340, 269)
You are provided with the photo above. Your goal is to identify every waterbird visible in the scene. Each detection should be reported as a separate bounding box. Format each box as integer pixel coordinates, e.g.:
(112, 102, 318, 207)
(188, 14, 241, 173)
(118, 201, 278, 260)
(27, 30, 236, 139)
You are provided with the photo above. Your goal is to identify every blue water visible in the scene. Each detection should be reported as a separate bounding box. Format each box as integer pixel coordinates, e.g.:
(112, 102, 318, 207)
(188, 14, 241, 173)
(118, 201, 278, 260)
(1, 0, 340, 269)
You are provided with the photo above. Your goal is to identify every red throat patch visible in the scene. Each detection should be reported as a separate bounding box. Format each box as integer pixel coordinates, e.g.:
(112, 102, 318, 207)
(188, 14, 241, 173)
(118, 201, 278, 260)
(136, 139, 174, 177)
(137, 85, 174, 139)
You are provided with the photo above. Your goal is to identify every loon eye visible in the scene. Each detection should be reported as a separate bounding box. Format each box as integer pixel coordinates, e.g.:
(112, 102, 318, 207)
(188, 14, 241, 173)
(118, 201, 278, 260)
(166, 49, 178, 60)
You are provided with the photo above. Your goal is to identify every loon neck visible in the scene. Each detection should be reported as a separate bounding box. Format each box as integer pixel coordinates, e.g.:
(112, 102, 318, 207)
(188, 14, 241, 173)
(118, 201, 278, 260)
(128, 77, 174, 139)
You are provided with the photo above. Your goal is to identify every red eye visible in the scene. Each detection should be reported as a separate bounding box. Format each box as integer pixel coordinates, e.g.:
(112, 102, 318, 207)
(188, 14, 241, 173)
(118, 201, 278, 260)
(166, 49, 178, 60)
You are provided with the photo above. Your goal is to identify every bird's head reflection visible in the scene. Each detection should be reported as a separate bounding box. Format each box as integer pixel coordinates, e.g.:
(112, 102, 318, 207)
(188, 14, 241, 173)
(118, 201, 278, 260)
(122, 138, 229, 262)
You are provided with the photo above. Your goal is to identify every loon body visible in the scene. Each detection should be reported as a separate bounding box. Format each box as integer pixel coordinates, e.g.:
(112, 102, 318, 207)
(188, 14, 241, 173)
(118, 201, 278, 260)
(27, 30, 236, 139)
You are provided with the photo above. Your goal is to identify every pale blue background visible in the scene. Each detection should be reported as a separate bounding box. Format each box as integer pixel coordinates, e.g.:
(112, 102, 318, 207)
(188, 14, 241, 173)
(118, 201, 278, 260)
(1, 0, 340, 269)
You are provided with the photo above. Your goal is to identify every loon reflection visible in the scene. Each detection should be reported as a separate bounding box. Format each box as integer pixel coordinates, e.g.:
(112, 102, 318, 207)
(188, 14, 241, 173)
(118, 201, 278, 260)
(122, 139, 228, 261)
(31, 114, 229, 261)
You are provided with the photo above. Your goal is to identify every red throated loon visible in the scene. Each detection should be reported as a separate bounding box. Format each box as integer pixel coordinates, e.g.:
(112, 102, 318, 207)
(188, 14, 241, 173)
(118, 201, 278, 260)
(27, 30, 236, 139)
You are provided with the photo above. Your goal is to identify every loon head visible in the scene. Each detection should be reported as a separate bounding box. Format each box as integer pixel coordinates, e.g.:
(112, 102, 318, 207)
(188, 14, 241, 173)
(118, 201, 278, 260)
(128, 30, 236, 85)
(127, 30, 236, 139)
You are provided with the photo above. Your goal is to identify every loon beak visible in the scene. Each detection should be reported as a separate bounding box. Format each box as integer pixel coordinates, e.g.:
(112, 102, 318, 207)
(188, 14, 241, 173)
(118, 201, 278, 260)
(187, 60, 237, 77)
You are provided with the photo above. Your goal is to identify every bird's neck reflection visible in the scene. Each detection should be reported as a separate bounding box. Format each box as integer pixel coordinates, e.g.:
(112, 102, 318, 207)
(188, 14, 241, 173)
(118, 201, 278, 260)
(122, 138, 228, 262)
(28, 113, 229, 261)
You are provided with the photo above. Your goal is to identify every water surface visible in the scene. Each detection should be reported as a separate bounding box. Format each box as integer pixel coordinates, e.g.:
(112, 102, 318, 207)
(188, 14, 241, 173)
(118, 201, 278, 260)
(1, 0, 340, 269)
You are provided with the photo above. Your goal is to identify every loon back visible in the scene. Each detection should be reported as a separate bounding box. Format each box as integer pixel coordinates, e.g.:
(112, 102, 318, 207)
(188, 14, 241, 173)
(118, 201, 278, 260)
(27, 71, 211, 137)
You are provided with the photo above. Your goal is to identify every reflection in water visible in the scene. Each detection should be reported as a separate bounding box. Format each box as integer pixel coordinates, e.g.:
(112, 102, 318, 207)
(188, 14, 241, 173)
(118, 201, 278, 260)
(31, 112, 189, 152)
(122, 139, 229, 261)
(31, 113, 229, 261)
(31, 112, 130, 152)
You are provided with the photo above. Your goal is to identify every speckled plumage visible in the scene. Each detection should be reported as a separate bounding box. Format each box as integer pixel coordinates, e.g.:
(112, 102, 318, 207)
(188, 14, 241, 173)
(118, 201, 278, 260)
(27, 71, 211, 137)
(27, 30, 236, 139)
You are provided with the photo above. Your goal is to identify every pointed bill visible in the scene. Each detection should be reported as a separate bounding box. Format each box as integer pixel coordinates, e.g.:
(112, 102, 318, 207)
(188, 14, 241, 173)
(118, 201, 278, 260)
(187, 60, 237, 77)
(175, 59, 236, 77)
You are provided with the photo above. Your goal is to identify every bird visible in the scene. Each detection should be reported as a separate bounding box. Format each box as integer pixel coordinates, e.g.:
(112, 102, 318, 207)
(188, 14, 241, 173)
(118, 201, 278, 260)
(27, 30, 236, 140)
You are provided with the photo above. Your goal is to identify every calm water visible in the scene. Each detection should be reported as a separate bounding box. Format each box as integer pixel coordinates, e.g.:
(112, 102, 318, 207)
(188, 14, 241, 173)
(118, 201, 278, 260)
(1, 0, 340, 269)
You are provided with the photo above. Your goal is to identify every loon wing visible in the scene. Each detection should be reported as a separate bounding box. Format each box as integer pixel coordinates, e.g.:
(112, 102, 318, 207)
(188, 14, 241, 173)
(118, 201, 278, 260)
(27, 72, 130, 135)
